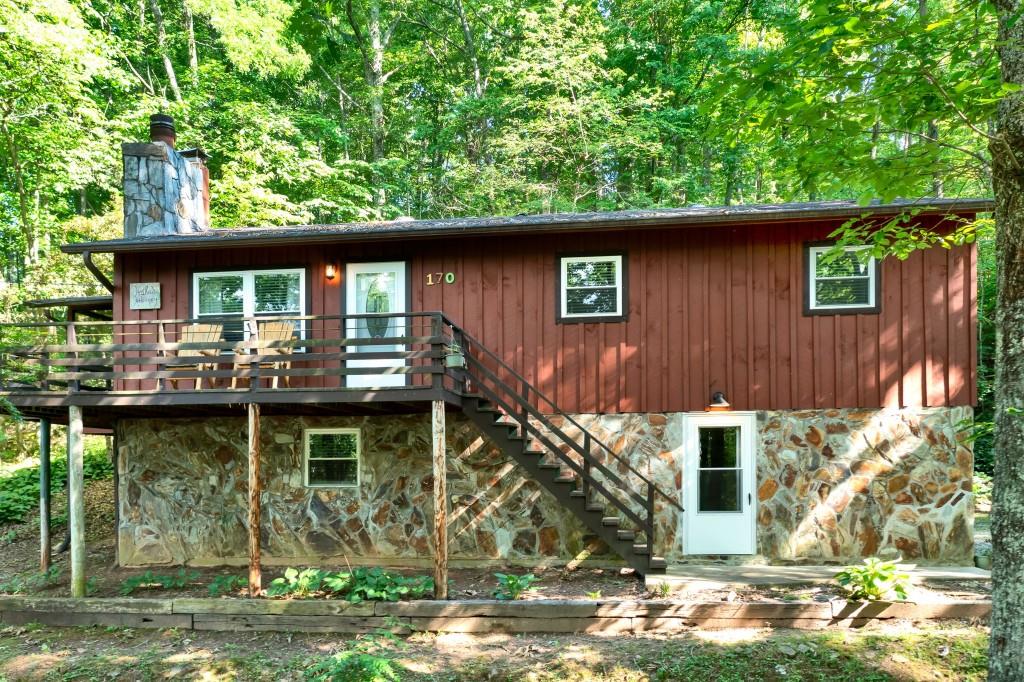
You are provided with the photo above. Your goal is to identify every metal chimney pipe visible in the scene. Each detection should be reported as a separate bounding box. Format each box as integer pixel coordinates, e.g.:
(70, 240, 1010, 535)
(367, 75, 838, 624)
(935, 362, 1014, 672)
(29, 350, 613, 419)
(149, 113, 176, 147)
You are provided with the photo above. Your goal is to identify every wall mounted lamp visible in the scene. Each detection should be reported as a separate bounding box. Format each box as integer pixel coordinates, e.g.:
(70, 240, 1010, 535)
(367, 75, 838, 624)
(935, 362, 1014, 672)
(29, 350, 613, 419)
(707, 391, 731, 411)
(325, 263, 337, 281)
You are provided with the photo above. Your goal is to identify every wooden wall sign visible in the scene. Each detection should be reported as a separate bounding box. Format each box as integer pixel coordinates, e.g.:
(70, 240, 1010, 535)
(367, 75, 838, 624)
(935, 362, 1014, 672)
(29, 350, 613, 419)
(129, 283, 161, 310)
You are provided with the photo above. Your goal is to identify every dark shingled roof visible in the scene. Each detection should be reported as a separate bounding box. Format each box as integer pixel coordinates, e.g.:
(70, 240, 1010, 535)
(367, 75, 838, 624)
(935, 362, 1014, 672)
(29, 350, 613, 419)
(61, 197, 993, 254)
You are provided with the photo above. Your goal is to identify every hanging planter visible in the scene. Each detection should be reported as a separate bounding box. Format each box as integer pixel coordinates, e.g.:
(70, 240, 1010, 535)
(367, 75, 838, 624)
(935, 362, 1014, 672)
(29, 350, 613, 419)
(444, 344, 466, 368)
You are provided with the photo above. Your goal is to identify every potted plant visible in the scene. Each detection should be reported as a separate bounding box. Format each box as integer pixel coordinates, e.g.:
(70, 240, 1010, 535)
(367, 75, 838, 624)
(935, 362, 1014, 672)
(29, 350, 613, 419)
(975, 545, 992, 570)
(444, 343, 466, 368)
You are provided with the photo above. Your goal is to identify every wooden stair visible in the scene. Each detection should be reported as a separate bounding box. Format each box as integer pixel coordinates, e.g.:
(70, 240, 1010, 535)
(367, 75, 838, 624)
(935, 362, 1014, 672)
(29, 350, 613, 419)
(462, 395, 667, 575)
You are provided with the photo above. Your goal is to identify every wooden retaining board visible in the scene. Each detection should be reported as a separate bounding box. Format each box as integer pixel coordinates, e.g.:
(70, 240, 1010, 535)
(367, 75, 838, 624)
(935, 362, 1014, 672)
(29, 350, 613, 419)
(0, 597, 991, 634)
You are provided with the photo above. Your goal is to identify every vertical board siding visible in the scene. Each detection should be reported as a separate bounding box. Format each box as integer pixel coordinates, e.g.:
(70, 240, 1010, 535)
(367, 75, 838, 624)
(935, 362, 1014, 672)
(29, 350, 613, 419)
(116, 217, 977, 412)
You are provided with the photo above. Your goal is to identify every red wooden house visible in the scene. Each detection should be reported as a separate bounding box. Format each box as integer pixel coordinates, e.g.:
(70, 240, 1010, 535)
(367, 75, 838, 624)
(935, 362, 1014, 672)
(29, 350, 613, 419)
(1, 116, 988, 591)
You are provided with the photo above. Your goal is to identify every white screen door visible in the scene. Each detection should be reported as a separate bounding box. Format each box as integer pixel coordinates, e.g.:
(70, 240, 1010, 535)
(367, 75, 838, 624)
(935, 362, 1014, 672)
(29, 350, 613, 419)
(682, 412, 757, 555)
(345, 262, 407, 388)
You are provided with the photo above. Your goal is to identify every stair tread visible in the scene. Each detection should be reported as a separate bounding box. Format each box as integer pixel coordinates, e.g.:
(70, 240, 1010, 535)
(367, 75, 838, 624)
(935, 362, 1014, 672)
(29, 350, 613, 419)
(616, 530, 636, 540)
(649, 557, 667, 569)
(537, 463, 561, 470)
(585, 504, 605, 512)
(601, 517, 620, 527)
(632, 544, 650, 554)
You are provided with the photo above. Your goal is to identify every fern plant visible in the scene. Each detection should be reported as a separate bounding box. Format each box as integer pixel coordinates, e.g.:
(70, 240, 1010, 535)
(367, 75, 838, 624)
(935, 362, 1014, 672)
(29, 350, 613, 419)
(835, 558, 910, 601)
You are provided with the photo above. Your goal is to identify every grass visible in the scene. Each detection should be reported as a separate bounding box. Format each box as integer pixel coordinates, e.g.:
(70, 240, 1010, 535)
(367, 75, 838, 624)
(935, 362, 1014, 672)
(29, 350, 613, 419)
(0, 623, 989, 681)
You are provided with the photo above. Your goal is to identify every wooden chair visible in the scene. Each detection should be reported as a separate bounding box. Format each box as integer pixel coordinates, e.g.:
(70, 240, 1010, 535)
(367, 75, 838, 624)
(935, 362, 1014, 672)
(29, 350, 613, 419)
(169, 323, 223, 390)
(232, 320, 295, 389)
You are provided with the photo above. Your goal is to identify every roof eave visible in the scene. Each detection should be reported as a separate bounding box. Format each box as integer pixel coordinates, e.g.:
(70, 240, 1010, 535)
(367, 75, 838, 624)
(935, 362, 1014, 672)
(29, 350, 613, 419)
(61, 198, 995, 255)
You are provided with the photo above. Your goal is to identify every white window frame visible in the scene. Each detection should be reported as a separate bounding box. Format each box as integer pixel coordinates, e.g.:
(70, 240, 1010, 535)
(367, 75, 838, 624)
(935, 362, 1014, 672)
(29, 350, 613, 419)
(192, 267, 306, 343)
(303, 427, 361, 488)
(807, 245, 877, 311)
(559, 254, 624, 320)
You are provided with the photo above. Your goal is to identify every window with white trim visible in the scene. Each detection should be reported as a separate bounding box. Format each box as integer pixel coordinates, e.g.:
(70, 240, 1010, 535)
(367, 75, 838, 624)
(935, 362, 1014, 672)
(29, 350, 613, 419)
(807, 245, 878, 312)
(304, 428, 360, 487)
(192, 268, 305, 343)
(559, 254, 624, 320)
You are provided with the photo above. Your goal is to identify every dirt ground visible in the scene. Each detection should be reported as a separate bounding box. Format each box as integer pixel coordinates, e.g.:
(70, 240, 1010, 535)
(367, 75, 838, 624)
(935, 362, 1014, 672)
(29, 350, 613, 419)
(0, 621, 992, 681)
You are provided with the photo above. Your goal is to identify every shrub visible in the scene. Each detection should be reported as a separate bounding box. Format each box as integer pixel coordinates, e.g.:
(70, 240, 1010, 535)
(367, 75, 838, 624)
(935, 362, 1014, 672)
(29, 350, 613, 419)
(208, 574, 247, 597)
(835, 558, 910, 601)
(119, 568, 200, 595)
(267, 568, 327, 598)
(0, 445, 114, 524)
(304, 651, 399, 682)
(493, 572, 539, 600)
(345, 568, 433, 604)
(266, 567, 433, 603)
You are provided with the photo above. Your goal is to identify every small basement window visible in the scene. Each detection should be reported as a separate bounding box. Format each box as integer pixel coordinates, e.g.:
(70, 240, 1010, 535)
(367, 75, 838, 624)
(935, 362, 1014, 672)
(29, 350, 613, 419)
(806, 244, 879, 313)
(558, 254, 626, 321)
(304, 428, 360, 487)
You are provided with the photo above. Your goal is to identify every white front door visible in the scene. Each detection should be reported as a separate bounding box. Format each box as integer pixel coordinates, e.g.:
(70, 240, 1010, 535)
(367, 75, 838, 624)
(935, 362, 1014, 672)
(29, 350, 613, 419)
(682, 412, 757, 555)
(345, 262, 407, 388)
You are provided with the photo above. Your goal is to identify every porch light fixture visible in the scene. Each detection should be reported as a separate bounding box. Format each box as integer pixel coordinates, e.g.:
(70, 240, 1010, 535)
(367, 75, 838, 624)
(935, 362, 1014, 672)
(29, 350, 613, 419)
(325, 263, 337, 281)
(707, 391, 731, 411)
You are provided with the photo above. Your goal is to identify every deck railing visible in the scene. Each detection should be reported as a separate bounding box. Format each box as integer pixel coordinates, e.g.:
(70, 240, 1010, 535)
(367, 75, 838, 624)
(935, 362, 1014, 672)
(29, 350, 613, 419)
(0, 312, 462, 394)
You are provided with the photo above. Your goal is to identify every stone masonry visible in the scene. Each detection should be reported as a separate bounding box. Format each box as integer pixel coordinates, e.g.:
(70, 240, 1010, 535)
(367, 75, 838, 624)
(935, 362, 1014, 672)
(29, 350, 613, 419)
(116, 407, 974, 568)
(122, 142, 206, 237)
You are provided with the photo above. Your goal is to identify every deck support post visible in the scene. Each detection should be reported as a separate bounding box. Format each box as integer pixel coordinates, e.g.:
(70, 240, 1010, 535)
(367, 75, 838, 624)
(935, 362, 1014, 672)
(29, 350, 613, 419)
(431, 399, 448, 599)
(247, 402, 261, 597)
(38, 418, 51, 572)
(68, 406, 86, 597)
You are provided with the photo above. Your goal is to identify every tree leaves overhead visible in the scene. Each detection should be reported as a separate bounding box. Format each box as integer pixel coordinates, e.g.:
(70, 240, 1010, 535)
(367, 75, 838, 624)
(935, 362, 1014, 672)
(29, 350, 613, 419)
(0, 0, 995, 291)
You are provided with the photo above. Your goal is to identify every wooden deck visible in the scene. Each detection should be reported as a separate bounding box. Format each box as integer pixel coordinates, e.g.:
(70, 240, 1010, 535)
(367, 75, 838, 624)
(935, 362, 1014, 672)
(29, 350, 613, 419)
(0, 311, 466, 426)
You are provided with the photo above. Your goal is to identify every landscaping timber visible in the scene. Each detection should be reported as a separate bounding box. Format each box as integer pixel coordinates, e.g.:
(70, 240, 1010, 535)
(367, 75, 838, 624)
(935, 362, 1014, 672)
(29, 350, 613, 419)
(0, 596, 992, 634)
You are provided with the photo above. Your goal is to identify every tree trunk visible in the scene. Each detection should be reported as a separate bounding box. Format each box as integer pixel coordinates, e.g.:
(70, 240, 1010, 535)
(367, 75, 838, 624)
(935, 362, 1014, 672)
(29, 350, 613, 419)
(184, 0, 198, 87)
(0, 119, 36, 267)
(148, 0, 184, 103)
(989, 2, 1024, 679)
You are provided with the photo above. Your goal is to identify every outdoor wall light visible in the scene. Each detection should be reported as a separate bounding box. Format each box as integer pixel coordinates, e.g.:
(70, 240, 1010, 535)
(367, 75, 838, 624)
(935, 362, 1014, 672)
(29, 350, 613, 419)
(325, 263, 337, 280)
(707, 391, 731, 411)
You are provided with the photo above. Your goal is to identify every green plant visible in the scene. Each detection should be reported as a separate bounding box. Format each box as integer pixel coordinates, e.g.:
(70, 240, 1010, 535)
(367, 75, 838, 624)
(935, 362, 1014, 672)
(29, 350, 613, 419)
(208, 574, 247, 597)
(493, 572, 539, 600)
(304, 634, 402, 682)
(655, 581, 673, 598)
(0, 566, 62, 594)
(345, 568, 433, 604)
(0, 445, 114, 524)
(119, 568, 200, 595)
(835, 558, 910, 602)
(267, 568, 327, 598)
(585, 590, 602, 599)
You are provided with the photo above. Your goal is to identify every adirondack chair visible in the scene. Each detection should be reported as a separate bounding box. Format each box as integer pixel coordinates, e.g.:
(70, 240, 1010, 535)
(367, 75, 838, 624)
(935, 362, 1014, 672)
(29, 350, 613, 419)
(168, 323, 223, 390)
(232, 320, 295, 389)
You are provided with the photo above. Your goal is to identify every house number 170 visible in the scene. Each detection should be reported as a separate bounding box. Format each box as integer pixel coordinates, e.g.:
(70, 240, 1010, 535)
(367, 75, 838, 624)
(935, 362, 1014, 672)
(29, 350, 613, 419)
(426, 272, 456, 286)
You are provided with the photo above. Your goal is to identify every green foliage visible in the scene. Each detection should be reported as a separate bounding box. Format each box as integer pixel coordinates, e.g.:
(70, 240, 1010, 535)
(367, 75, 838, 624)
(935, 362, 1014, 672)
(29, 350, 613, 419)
(304, 634, 402, 682)
(266, 567, 327, 598)
(835, 558, 910, 602)
(119, 568, 200, 595)
(304, 650, 399, 682)
(207, 574, 247, 597)
(0, 566, 62, 594)
(0, 443, 113, 524)
(266, 567, 433, 603)
(493, 572, 540, 600)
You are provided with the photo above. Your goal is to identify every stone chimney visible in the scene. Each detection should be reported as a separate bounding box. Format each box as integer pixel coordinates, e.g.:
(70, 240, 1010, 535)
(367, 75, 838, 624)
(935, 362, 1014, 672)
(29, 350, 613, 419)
(122, 114, 209, 238)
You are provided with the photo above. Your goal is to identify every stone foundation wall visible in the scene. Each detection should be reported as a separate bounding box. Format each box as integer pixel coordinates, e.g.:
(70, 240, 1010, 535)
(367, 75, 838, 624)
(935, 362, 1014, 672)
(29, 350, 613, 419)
(117, 407, 973, 568)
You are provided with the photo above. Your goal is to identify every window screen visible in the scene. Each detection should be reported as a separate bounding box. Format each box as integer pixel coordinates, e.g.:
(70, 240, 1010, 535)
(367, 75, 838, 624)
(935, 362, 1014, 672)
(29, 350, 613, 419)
(560, 255, 624, 319)
(808, 246, 877, 311)
(305, 429, 360, 486)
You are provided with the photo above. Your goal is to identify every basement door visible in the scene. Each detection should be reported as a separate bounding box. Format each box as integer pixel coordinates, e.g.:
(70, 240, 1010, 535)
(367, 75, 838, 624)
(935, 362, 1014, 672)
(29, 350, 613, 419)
(345, 262, 407, 388)
(682, 412, 757, 555)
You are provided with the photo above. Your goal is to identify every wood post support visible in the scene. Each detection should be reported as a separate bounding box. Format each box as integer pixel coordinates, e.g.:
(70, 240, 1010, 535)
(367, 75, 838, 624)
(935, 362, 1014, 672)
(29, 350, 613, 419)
(432, 399, 448, 599)
(38, 418, 51, 572)
(247, 403, 261, 597)
(68, 406, 85, 597)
